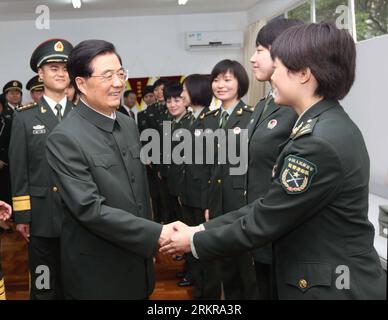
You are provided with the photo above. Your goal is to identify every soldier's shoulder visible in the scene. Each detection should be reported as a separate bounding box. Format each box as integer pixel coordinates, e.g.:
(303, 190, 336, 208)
(291, 118, 319, 140)
(137, 109, 147, 116)
(183, 111, 192, 120)
(243, 104, 254, 112)
(16, 102, 38, 112)
(235, 104, 254, 116)
(203, 108, 220, 118)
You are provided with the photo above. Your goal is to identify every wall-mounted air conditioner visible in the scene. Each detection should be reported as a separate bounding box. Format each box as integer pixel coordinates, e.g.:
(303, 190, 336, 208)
(185, 31, 244, 51)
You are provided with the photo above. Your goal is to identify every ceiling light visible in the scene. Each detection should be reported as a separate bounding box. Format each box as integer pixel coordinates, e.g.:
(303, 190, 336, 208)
(72, 0, 82, 9)
(178, 0, 188, 5)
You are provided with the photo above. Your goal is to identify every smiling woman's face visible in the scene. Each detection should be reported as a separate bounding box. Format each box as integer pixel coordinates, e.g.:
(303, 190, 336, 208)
(211, 71, 239, 103)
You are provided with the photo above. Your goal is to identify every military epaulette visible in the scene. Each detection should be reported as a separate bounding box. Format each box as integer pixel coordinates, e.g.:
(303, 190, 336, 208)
(16, 102, 38, 112)
(236, 105, 253, 116)
(244, 105, 254, 112)
(204, 109, 220, 117)
(291, 118, 318, 140)
(183, 111, 192, 120)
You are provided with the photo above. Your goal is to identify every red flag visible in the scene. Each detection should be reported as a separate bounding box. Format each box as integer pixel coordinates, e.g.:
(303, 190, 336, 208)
(126, 77, 151, 106)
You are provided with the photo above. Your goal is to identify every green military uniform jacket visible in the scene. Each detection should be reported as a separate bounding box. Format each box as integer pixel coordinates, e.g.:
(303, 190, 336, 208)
(195, 99, 386, 299)
(0, 103, 16, 205)
(166, 112, 193, 197)
(9, 97, 73, 237)
(181, 107, 210, 210)
(246, 96, 297, 264)
(203, 100, 253, 218)
(46, 101, 162, 299)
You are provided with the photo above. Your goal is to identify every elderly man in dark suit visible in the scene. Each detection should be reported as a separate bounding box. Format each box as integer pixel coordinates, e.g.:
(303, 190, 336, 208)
(46, 39, 175, 300)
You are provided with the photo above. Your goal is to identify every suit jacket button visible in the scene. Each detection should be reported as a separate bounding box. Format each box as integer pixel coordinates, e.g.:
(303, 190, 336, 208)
(299, 279, 308, 289)
(52, 186, 58, 192)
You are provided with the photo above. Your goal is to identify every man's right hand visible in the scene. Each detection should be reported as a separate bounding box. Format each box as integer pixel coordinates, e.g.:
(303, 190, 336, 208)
(16, 223, 30, 243)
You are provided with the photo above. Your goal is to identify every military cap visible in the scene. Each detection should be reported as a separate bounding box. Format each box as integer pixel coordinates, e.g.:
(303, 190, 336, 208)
(30, 38, 73, 72)
(3, 80, 23, 94)
(142, 85, 154, 97)
(26, 75, 44, 92)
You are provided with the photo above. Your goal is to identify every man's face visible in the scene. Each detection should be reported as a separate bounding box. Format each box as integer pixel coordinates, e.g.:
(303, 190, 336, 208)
(143, 92, 156, 106)
(154, 84, 165, 102)
(30, 89, 44, 103)
(76, 53, 125, 114)
(38, 63, 69, 93)
(6, 89, 22, 105)
(125, 93, 137, 108)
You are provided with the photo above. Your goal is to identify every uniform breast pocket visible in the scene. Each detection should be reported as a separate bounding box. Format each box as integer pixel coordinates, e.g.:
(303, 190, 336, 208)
(285, 262, 332, 293)
(91, 154, 119, 169)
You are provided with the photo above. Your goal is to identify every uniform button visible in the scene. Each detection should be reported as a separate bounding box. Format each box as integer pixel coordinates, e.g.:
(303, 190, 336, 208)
(122, 150, 126, 156)
(217, 144, 220, 148)
(299, 279, 308, 289)
(244, 190, 247, 197)
(208, 180, 211, 184)
(217, 179, 222, 184)
(138, 204, 143, 211)
(52, 186, 58, 192)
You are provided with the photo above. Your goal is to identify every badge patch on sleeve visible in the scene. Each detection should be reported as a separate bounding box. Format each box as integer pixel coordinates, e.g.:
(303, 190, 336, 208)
(280, 155, 317, 194)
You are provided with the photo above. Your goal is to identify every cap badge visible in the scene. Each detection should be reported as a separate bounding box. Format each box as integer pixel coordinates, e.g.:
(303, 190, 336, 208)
(54, 41, 64, 52)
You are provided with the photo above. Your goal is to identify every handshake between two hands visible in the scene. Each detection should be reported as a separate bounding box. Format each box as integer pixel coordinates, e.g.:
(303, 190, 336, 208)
(158, 221, 201, 257)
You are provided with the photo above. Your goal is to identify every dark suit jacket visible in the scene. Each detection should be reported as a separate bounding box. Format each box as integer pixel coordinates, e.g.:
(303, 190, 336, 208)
(9, 98, 73, 237)
(46, 101, 162, 299)
(204, 101, 253, 218)
(118, 105, 135, 120)
(195, 99, 386, 299)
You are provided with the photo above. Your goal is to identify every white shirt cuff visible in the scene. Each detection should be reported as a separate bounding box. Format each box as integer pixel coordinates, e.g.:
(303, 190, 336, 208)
(190, 225, 205, 259)
(190, 233, 199, 259)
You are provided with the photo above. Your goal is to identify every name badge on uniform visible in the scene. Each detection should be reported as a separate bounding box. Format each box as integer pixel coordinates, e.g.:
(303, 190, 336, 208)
(268, 119, 278, 129)
(233, 127, 241, 135)
(32, 124, 46, 135)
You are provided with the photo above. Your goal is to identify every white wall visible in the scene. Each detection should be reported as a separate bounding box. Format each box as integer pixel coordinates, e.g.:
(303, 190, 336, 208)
(342, 35, 388, 199)
(0, 11, 247, 102)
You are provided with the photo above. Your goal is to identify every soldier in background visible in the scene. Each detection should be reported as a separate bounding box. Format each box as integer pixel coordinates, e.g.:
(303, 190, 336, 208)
(26, 75, 44, 103)
(0, 81, 22, 205)
(9, 38, 74, 300)
(0, 200, 12, 300)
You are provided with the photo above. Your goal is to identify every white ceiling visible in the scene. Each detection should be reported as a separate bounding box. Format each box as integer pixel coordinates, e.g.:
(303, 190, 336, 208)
(0, 0, 261, 21)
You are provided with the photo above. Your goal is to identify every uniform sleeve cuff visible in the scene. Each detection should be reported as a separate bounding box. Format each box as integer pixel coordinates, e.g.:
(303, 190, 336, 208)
(190, 233, 199, 259)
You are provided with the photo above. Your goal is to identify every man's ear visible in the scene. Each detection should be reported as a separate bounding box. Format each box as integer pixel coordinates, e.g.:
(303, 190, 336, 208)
(37, 68, 44, 82)
(299, 67, 312, 85)
(75, 77, 87, 95)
